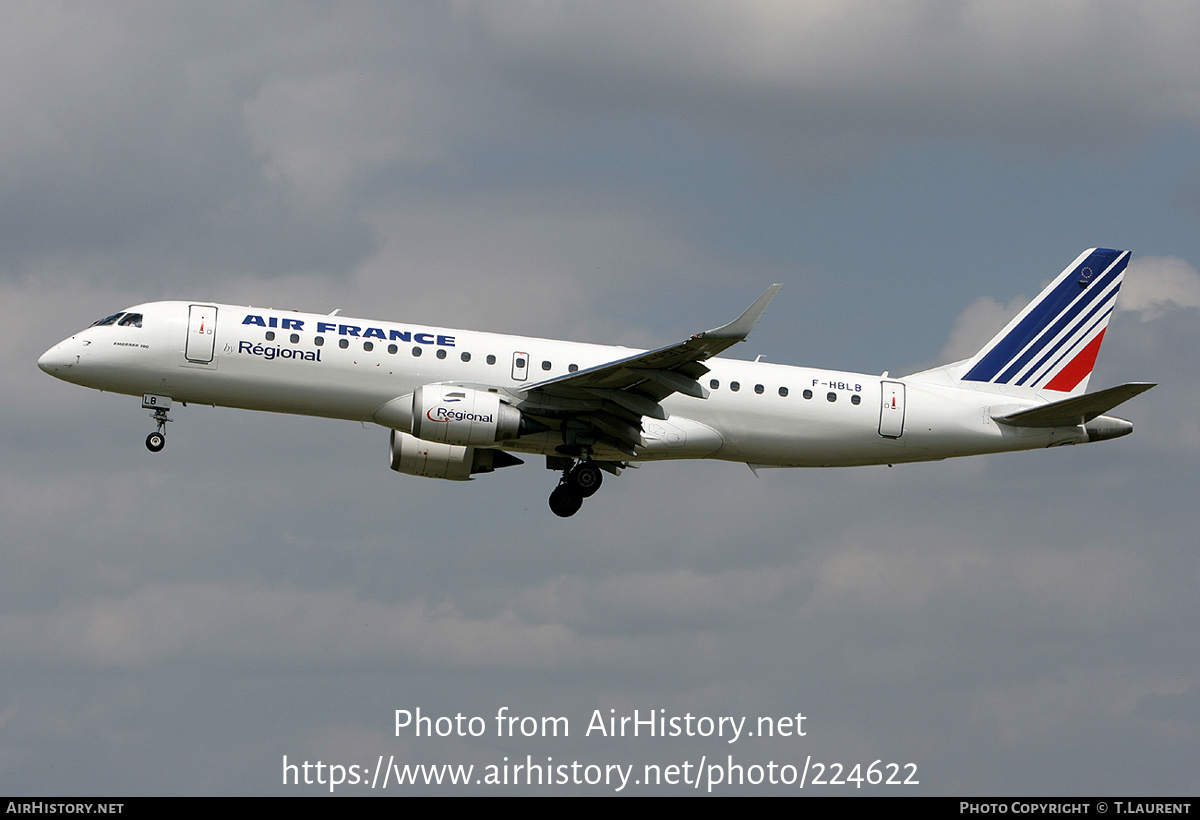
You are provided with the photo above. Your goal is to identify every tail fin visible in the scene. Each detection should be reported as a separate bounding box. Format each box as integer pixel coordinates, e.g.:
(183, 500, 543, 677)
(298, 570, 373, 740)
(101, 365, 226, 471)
(959, 248, 1130, 394)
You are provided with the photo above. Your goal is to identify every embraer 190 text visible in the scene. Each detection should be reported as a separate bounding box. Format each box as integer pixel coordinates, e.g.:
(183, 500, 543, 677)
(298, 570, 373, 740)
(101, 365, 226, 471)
(39, 249, 1153, 516)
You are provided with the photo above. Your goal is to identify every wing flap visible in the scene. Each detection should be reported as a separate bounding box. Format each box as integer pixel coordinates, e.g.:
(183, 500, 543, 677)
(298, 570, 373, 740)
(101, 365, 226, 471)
(631, 367, 709, 399)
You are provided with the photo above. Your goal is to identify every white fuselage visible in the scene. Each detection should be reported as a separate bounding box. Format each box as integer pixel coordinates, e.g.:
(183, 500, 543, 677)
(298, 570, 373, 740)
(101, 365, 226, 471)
(38, 300, 1089, 468)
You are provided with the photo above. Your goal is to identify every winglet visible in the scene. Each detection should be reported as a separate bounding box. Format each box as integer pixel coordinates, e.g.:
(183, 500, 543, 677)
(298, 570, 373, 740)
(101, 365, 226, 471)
(696, 284, 782, 341)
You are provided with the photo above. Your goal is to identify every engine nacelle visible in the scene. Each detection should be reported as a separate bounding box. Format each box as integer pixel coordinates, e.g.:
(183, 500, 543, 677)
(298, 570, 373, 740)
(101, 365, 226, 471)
(413, 385, 522, 445)
(389, 430, 522, 481)
(375, 385, 524, 446)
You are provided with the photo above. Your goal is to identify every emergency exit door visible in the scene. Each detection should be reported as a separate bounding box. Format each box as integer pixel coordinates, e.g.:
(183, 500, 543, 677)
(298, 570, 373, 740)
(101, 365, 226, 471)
(511, 351, 529, 381)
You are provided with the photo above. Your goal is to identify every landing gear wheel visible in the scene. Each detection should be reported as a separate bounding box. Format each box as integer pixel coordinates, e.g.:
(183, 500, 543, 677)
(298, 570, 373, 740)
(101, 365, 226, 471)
(567, 461, 603, 498)
(549, 484, 584, 518)
(143, 396, 173, 453)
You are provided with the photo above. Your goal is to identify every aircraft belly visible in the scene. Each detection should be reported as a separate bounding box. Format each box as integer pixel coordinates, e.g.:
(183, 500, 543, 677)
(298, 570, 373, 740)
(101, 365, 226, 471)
(638, 417, 723, 459)
(683, 386, 888, 466)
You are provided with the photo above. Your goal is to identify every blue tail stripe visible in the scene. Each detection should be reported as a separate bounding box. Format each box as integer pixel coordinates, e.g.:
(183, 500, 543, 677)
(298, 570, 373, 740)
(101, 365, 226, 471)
(990, 254, 1125, 383)
(1021, 304, 1114, 387)
(963, 249, 1126, 383)
(1014, 289, 1117, 386)
(994, 264, 1122, 384)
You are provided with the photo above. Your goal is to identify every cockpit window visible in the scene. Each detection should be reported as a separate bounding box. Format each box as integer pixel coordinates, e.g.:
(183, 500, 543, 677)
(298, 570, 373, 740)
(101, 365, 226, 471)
(117, 313, 143, 328)
(90, 313, 124, 327)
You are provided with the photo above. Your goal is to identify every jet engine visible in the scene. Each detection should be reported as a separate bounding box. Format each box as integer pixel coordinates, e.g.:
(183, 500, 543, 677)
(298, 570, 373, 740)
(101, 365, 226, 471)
(375, 385, 531, 446)
(388, 430, 522, 481)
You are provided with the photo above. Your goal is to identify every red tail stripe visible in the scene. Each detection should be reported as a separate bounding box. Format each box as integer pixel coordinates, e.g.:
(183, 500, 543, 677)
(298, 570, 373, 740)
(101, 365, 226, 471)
(1043, 329, 1106, 393)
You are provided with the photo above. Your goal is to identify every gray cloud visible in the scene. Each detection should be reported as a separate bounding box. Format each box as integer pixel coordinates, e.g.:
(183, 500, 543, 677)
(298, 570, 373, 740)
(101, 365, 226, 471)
(6, 0, 1200, 795)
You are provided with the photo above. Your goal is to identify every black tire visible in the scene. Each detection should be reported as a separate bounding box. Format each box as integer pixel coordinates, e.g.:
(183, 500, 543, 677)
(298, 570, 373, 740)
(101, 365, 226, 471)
(146, 432, 165, 453)
(568, 462, 603, 498)
(548, 484, 584, 517)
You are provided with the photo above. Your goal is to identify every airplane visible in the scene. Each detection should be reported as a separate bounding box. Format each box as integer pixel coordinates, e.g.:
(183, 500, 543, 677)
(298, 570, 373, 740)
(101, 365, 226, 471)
(38, 248, 1153, 517)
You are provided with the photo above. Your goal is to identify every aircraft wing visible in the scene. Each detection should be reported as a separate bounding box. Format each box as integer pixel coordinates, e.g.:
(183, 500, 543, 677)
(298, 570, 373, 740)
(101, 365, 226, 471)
(992, 382, 1156, 428)
(514, 285, 781, 456)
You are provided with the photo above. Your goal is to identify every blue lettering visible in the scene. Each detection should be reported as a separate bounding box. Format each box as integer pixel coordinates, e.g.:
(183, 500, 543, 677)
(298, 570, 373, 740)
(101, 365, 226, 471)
(248, 317, 449, 345)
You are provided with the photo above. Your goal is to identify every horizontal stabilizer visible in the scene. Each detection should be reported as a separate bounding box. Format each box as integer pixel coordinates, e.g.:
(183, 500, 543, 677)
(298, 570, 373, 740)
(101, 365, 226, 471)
(993, 382, 1155, 428)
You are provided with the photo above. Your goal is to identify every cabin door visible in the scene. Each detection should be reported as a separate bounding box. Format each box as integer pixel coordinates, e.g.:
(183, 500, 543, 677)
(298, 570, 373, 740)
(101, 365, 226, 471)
(185, 304, 217, 364)
(879, 380, 906, 438)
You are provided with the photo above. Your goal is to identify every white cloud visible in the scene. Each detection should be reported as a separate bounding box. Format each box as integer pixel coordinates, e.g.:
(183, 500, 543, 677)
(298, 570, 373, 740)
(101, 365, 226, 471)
(1120, 255, 1200, 318)
(936, 293, 1028, 363)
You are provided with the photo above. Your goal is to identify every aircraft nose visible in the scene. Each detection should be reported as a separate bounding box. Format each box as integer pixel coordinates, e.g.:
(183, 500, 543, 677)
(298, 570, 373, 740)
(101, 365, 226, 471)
(38, 340, 75, 375)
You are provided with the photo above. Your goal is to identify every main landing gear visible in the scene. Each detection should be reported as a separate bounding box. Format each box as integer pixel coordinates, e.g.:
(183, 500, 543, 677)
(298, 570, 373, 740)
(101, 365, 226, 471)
(142, 394, 172, 453)
(548, 460, 603, 518)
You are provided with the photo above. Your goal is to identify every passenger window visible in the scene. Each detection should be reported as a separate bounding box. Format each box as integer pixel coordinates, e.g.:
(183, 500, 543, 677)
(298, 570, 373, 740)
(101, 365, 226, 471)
(779, 386, 788, 397)
(710, 379, 719, 389)
(802, 389, 812, 399)
(265, 331, 275, 341)
(487, 355, 496, 365)
(515, 357, 526, 368)
(314, 336, 324, 346)
(437, 349, 447, 359)
(362, 341, 374, 352)
(730, 381, 740, 392)
(290, 333, 299, 343)
(461, 352, 471, 362)
(542, 360, 551, 371)
(851, 394, 861, 405)
(754, 384, 764, 394)
(827, 392, 837, 402)
(118, 313, 143, 327)
(339, 339, 349, 349)
(412, 347, 422, 357)
(388, 344, 398, 354)
(569, 364, 578, 372)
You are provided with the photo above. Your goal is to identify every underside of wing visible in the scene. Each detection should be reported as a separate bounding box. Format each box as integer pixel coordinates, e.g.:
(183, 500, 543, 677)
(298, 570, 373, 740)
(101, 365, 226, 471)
(513, 285, 782, 456)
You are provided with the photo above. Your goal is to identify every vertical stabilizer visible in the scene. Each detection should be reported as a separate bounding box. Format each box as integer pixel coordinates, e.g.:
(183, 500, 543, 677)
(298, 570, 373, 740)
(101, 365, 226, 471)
(959, 248, 1129, 394)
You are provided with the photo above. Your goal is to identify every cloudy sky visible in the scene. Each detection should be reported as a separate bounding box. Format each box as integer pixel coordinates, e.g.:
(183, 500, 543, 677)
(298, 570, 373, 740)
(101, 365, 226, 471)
(5, 1, 1200, 795)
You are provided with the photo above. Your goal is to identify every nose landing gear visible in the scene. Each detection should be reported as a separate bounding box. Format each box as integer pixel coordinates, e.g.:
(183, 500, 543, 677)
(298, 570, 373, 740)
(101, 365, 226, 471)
(142, 394, 173, 453)
(548, 460, 604, 517)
